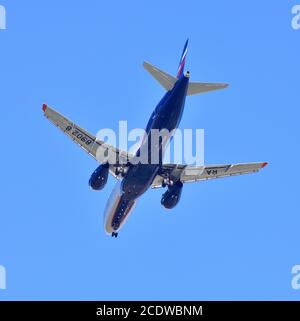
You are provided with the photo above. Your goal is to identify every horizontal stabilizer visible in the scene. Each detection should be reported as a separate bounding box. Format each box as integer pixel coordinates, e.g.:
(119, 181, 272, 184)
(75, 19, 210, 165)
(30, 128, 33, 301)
(143, 61, 229, 95)
(187, 82, 229, 96)
(143, 61, 176, 91)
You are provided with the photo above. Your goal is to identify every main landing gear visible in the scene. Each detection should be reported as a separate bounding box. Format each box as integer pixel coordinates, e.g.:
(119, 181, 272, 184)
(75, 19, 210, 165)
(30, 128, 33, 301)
(115, 166, 127, 177)
(162, 178, 174, 188)
(112, 232, 118, 238)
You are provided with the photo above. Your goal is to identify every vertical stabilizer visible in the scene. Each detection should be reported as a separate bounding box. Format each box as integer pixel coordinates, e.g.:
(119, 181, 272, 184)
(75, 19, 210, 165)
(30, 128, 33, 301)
(176, 39, 189, 78)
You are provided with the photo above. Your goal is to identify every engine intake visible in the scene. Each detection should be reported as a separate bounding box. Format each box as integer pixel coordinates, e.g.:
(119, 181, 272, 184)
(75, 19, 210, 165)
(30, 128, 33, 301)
(161, 181, 183, 209)
(89, 163, 109, 190)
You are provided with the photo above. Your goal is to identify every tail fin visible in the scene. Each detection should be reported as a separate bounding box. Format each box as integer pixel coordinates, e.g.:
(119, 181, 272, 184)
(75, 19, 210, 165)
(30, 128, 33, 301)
(176, 39, 189, 78)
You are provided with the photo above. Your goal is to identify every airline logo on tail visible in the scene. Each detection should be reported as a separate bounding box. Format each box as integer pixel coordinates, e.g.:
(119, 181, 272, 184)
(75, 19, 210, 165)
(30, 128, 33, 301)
(177, 39, 189, 78)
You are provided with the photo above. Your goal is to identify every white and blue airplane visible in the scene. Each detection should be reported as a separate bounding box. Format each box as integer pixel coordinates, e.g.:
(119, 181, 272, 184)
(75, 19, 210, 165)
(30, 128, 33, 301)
(43, 40, 268, 237)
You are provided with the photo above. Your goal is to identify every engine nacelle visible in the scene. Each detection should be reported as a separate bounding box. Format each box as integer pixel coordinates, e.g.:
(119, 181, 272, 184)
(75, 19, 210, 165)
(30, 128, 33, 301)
(161, 181, 183, 209)
(89, 164, 109, 191)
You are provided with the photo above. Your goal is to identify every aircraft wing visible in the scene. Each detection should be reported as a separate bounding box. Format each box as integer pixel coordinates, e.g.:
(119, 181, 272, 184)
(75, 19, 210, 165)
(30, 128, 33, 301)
(151, 162, 268, 188)
(42, 104, 133, 176)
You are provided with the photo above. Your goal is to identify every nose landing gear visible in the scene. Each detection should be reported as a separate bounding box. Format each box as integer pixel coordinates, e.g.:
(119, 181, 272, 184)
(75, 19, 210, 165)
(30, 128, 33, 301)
(112, 232, 118, 238)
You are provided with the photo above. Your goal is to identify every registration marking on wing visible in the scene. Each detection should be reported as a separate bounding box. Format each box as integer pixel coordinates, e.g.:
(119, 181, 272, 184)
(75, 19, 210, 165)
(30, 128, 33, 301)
(65, 125, 94, 146)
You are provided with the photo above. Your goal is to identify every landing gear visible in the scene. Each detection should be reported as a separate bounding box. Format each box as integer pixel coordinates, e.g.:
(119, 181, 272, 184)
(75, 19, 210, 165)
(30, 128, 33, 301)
(112, 232, 118, 238)
(115, 166, 127, 177)
(162, 178, 174, 188)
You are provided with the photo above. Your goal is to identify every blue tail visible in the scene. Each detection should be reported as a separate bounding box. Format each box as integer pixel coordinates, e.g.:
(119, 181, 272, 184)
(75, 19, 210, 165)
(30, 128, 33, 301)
(176, 39, 189, 78)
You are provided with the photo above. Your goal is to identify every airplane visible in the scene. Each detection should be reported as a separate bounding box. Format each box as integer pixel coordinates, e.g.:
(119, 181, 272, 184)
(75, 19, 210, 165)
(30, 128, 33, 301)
(42, 39, 268, 237)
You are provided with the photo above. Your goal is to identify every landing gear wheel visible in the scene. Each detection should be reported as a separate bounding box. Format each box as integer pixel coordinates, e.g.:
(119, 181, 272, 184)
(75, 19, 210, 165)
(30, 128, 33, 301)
(115, 167, 127, 177)
(112, 232, 118, 238)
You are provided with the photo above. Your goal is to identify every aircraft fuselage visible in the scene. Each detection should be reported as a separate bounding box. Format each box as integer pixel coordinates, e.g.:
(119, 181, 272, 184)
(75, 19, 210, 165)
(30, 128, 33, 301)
(104, 74, 189, 234)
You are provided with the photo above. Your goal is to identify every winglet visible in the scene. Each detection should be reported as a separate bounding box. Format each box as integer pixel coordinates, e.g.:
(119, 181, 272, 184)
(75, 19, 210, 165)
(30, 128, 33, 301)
(261, 162, 268, 168)
(42, 103, 48, 112)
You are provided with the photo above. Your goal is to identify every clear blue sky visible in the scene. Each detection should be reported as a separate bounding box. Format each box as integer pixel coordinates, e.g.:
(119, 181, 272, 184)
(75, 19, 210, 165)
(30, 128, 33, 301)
(0, 0, 299, 300)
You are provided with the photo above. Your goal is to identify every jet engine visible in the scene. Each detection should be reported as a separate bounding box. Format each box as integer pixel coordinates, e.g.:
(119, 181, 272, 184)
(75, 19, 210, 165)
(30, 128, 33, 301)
(89, 163, 109, 190)
(161, 181, 183, 209)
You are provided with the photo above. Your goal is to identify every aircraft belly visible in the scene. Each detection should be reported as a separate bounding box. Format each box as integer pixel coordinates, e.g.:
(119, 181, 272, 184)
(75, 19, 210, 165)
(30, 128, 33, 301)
(103, 180, 137, 234)
(122, 164, 159, 201)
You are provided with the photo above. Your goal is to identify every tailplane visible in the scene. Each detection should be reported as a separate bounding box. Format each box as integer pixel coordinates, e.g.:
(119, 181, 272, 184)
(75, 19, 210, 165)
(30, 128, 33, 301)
(187, 82, 229, 95)
(143, 61, 176, 91)
(143, 39, 229, 95)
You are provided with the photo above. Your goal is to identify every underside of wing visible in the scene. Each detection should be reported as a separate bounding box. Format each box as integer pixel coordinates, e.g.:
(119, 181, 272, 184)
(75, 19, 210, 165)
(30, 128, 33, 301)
(42, 104, 133, 177)
(152, 162, 268, 188)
